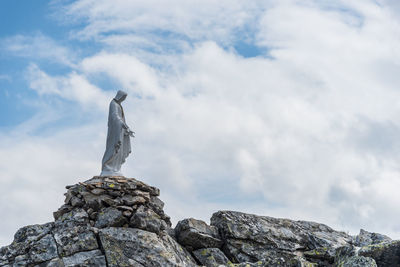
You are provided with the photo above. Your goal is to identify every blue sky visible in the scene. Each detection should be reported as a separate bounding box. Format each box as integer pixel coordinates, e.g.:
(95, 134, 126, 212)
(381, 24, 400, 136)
(2, 0, 400, 247)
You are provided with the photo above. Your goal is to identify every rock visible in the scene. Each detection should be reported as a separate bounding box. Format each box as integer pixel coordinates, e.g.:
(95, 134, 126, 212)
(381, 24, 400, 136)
(13, 223, 54, 244)
(122, 210, 132, 217)
(336, 256, 377, 267)
(0, 223, 57, 266)
(3, 176, 399, 267)
(62, 250, 107, 267)
(53, 225, 98, 257)
(359, 240, 400, 267)
(224, 257, 317, 267)
(35, 258, 65, 267)
(91, 188, 105, 195)
(95, 207, 127, 228)
(175, 218, 222, 251)
(99, 227, 197, 267)
(149, 196, 165, 213)
(130, 205, 168, 234)
(192, 248, 230, 266)
(210, 210, 351, 264)
(29, 234, 58, 263)
(354, 229, 392, 247)
(133, 190, 151, 201)
(55, 209, 90, 228)
(303, 247, 337, 264)
(70, 196, 84, 207)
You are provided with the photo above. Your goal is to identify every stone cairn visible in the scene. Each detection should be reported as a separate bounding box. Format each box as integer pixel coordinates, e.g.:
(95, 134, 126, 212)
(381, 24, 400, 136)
(54, 176, 170, 232)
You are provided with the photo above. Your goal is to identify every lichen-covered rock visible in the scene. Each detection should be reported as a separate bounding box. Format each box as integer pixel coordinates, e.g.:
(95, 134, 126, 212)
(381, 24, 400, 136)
(35, 257, 65, 267)
(211, 211, 351, 264)
(53, 225, 98, 257)
(29, 234, 58, 263)
(353, 229, 391, 247)
(62, 249, 107, 267)
(2, 176, 399, 267)
(34, 258, 65, 267)
(225, 257, 317, 267)
(336, 256, 377, 267)
(95, 207, 128, 228)
(192, 248, 230, 266)
(129, 205, 167, 234)
(303, 247, 337, 264)
(175, 218, 222, 251)
(99, 227, 197, 266)
(359, 240, 400, 267)
(0, 223, 58, 266)
(55, 209, 90, 228)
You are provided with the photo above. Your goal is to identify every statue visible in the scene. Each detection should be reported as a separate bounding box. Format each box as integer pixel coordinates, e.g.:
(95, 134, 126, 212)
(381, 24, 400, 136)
(100, 90, 134, 176)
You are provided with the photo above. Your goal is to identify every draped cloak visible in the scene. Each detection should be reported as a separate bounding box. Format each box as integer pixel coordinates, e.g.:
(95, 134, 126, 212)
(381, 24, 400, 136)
(100, 91, 131, 176)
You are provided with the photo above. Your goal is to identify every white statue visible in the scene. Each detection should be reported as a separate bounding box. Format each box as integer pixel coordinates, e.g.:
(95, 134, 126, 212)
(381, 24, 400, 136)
(100, 90, 134, 177)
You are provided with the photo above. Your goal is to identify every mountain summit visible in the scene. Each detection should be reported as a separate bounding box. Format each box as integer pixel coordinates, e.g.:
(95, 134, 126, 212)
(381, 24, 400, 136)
(1, 177, 398, 266)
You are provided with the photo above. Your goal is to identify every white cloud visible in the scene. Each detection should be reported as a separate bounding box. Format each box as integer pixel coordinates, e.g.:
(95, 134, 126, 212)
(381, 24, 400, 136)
(2, 0, 400, 247)
(1, 33, 77, 67)
(58, 0, 266, 50)
(26, 64, 110, 109)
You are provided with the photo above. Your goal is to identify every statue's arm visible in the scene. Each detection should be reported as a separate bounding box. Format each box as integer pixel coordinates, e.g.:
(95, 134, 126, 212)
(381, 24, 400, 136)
(110, 101, 127, 127)
(110, 101, 134, 137)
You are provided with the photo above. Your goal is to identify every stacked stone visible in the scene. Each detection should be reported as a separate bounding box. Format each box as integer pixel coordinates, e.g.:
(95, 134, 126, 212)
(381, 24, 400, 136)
(0, 177, 198, 267)
(54, 176, 171, 234)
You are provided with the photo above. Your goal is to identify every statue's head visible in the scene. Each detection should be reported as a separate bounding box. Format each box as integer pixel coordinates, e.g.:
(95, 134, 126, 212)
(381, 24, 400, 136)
(114, 90, 127, 103)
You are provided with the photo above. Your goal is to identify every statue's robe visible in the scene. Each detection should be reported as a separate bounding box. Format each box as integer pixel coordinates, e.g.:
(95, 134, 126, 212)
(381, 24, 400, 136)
(101, 98, 131, 176)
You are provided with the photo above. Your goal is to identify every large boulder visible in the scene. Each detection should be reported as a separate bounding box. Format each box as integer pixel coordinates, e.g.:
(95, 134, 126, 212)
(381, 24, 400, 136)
(210, 210, 352, 264)
(353, 229, 392, 247)
(99, 227, 197, 266)
(359, 240, 400, 267)
(0, 223, 58, 266)
(175, 218, 223, 251)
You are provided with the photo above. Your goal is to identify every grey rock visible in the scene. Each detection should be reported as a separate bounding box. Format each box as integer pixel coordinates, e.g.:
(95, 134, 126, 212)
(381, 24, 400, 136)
(29, 234, 58, 263)
(359, 240, 400, 267)
(70, 196, 84, 208)
(94, 207, 127, 228)
(34, 258, 64, 267)
(55, 209, 90, 228)
(90, 188, 105, 195)
(130, 205, 167, 234)
(13, 223, 54, 244)
(192, 248, 229, 266)
(62, 250, 106, 267)
(121, 195, 146, 206)
(211, 211, 351, 264)
(224, 256, 316, 267)
(336, 256, 377, 267)
(149, 196, 164, 213)
(175, 218, 222, 251)
(99, 227, 197, 267)
(53, 226, 98, 257)
(53, 205, 73, 221)
(0, 224, 58, 266)
(354, 229, 392, 247)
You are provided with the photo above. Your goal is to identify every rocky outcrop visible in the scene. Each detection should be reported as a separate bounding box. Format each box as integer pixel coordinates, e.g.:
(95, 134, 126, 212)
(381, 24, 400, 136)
(1, 176, 399, 267)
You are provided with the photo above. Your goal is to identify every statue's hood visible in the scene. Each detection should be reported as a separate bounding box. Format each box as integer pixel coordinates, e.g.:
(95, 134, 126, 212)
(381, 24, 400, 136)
(114, 90, 127, 102)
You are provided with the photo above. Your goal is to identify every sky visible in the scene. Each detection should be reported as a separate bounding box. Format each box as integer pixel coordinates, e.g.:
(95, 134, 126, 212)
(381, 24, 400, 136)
(1, 0, 400, 246)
